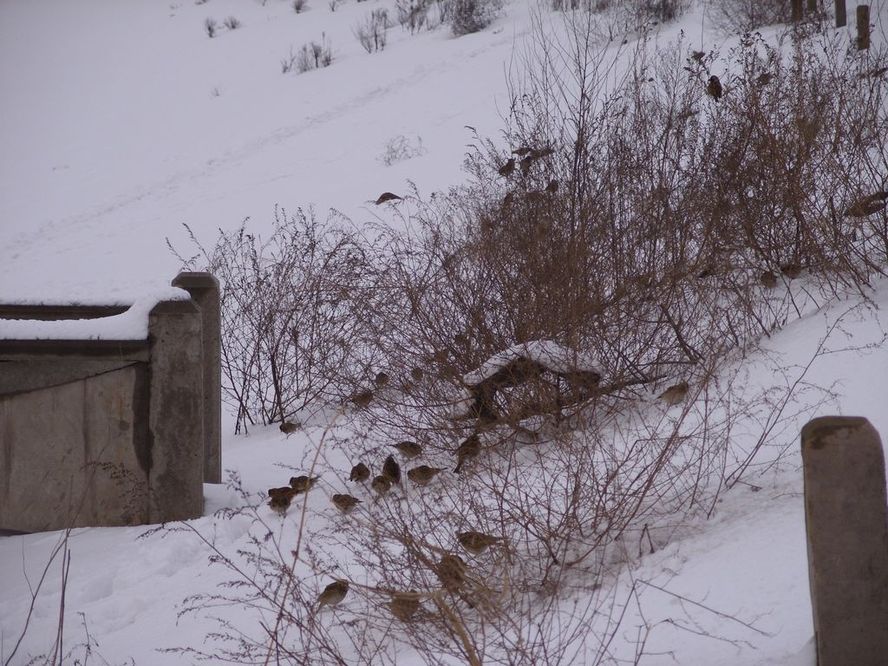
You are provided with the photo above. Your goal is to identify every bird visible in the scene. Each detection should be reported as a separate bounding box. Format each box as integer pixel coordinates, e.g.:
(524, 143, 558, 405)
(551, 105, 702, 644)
(388, 591, 421, 621)
(407, 465, 445, 486)
(331, 493, 362, 514)
(657, 382, 689, 406)
(410, 367, 425, 381)
(374, 371, 390, 387)
(691, 50, 706, 61)
(382, 455, 401, 484)
(755, 72, 773, 86)
(457, 530, 503, 555)
(350, 389, 374, 408)
(844, 191, 888, 217)
(371, 475, 392, 497)
(545, 179, 559, 194)
(760, 271, 778, 289)
(317, 579, 349, 608)
(290, 475, 320, 493)
(706, 75, 723, 101)
(268, 494, 293, 514)
(375, 192, 402, 205)
(268, 486, 297, 501)
(393, 441, 423, 458)
(436, 553, 467, 591)
(454, 433, 481, 473)
(512, 146, 533, 156)
(349, 462, 371, 482)
(780, 263, 802, 279)
(498, 158, 516, 177)
(279, 420, 300, 434)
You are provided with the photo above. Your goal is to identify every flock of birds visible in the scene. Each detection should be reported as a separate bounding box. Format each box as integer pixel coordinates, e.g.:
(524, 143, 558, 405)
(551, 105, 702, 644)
(266, 434, 506, 619)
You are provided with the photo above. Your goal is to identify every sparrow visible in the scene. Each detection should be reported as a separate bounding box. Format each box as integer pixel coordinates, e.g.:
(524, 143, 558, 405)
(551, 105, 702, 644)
(389, 591, 421, 621)
(498, 158, 516, 177)
(512, 146, 533, 156)
(780, 263, 802, 279)
(457, 531, 503, 555)
(331, 494, 362, 514)
(268, 495, 293, 514)
(691, 50, 706, 61)
(410, 367, 425, 381)
(279, 420, 300, 434)
(545, 179, 559, 194)
(436, 553, 467, 591)
(760, 271, 778, 289)
(393, 441, 423, 458)
(290, 475, 320, 493)
(706, 75, 723, 101)
(844, 191, 888, 217)
(375, 192, 402, 205)
(658, 382, 688, 406)
(755, 71, 773, 86)
(317, 579, 349, 608)
(268, 486, 297, 501)
(454, 433, 481, 473)
(350, 390, 374, 408)
(371, 475, 392, 497)
(382, 455, 401, 484)
(349, 462, 371, 482)
(407, 465, 445, 486)
(374, 371, 390, 387)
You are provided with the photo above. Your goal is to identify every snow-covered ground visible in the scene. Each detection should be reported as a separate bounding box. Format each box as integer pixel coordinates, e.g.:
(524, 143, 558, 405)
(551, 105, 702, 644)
(2, 0, 887, 664)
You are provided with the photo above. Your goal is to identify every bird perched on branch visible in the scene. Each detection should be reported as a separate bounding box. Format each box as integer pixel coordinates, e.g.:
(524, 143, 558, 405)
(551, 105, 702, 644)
(374, 192, 402, 205)
(436, 553, 467, 591)
(317, 579, 349, 608)
(350, 389, 374, 408)
(268, 486, 297, 514)
(331, 493, 362, 514)
(393, 441, 423, 458)
(407, 465, 445, 486)
(374, 371, 390, 387)
(780, 263, 802, 280)
(706, 75, 723, 101)
(457, 530, 503, 555)
(268, 486, 297, 501)
(382, 454, 402, 484)
(389, 591, 421, 621)
(454, 433, 481, 473)
(657, 382, 688, 406)
(290, 475, 320, 493)
(498, 158, 516, 177)
(372, 474, 392, 497)
(845, 191, 888, 217)
(349, 462, 371, 482)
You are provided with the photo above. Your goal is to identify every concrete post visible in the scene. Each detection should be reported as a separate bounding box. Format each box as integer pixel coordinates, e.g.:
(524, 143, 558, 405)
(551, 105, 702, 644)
(171, 272, 222, 483)
(835, 0, 846, 27)
(857, 5, 871, 50)
(148, 299, 204, 522)
(792, 0, 803, 22)
(801, 416, 888, 666)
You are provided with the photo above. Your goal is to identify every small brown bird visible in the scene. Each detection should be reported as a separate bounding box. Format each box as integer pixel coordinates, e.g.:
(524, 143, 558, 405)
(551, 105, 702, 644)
(410, 366, 424, 381)
(706, 75, 723, 101)
(268, 486, 297, 501)
(760, 271, 778, 289)
(375, 192, 402, 205)
(454, 433, 481, 473)
(279, 420, 300, 434)
(845, 191, 888, 217)
(317, 579, 349, 608)
(436, 553, 467, 591)
(512, 146, 533, 156)
(780, 263, 802, 280)
(407, 465, 444, 486)
(457, 530, 503, 555)
(268, 495, 292, 514)
(545, 179, 559, 194)
(389, 591, 421, 621)
(290, 475, 320, 493)
(393, 441, 422, 458)
(691, 50, 706, 61)
(755, 72, 773, 86)
(350, 389, 374, 408)
(349, 462, 371, 482)
(382, 454, 401, 484)
(498, 158, 516, 177)
(658, 381, 689, 406)
(374, 371, 390, 387)
(371, 474, 392, 497)
(331, 493, 362, 514)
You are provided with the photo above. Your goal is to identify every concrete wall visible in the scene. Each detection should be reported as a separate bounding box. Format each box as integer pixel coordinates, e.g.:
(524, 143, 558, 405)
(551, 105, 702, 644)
(0, 272, 220, 532)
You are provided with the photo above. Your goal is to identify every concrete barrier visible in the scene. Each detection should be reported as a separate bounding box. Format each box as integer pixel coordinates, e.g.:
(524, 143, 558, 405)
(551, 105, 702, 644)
(801, 416, 888, 666)
(0, 273, 220, 532)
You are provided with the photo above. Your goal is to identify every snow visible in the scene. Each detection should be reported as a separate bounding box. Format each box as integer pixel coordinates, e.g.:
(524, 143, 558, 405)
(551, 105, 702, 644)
(463, 339, 603, 385)
(0, 288, 189, 340)
(1, 0, 888, 664)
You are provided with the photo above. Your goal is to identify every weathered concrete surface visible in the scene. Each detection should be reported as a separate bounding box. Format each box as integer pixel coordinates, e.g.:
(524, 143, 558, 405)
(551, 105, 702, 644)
(172, 272, 221, 483)
(147, 299, 204, 523)
(0, 365, 150, 531)
(801, 416, 888, 666)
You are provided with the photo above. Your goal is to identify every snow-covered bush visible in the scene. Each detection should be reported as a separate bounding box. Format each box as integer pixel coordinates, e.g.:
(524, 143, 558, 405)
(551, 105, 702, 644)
(378, 133, 426, 165)
(707, 0, 790, 32)
(204, 16, 218, 37)
(449, 0, 500, 35)
(353, 8, 389, 53)
(292, 0, 307, 13)
(223, 15, 241, 30)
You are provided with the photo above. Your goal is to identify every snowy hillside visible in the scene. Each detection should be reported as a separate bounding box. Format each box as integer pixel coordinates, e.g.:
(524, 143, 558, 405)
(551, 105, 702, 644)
(2, 0, 888, 664)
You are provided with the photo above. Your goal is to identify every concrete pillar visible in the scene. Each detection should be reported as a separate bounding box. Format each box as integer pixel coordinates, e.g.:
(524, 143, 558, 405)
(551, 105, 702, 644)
(857, 5, 871, 50)
(148, 299, 204, 522)
(171, 272, 222, 483)
(835, 0, 846, 27)
(801, 416, 888, 666)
